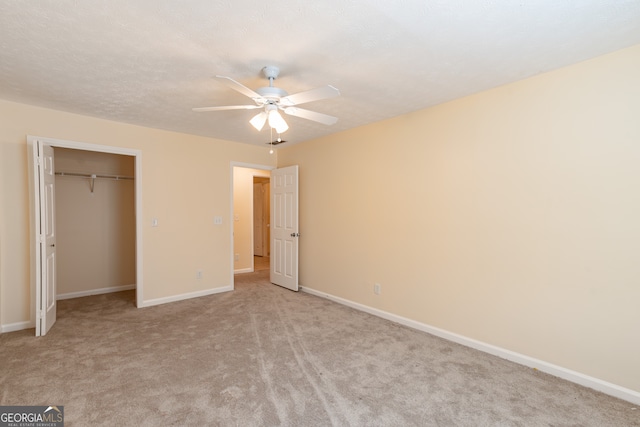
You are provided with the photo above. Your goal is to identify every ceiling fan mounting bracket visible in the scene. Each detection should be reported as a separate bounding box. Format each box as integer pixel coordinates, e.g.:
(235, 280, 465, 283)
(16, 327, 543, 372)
(262, 65, 280, 81)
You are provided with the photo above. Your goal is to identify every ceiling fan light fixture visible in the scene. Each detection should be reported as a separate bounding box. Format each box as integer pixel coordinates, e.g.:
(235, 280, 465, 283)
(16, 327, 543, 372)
(268, 109, 289, 133)
(249, 111, 267, 131)
(194, 66, 340, 136)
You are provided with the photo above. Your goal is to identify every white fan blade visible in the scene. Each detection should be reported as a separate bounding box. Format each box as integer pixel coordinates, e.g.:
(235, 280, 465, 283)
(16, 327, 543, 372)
(215, 75, 263, 100)
(283, 107, 338, 125)
(280, 85, 340, 106)
(192, 105, 261, 112)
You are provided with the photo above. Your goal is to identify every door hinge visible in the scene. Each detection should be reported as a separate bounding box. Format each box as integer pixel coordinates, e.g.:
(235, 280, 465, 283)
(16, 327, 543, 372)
(37, 310, 43, 319)
(39, 234, 45, 244)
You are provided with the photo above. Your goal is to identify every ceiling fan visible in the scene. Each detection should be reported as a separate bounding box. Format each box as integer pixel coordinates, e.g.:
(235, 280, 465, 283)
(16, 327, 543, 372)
(193, 66, 340, 134)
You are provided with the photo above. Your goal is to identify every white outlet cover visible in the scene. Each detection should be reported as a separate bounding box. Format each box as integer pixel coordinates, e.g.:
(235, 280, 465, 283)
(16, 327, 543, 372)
(214, 216, 223, 225)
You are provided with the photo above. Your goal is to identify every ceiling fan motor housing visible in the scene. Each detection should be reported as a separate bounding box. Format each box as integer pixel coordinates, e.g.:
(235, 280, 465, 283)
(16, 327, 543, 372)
(256, 86, 288, 101)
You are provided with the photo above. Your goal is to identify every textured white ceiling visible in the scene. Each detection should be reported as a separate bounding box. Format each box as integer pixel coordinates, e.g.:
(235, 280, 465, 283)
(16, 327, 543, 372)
(1, 1, 640, 147)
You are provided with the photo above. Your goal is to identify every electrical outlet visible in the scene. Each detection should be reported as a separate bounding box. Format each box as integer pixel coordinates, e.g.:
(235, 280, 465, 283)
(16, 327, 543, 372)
(234, 253, 239, 261)
(214, 216, 223, 225)
(196, 270, 203, 280)
(374, 283, 381, 295)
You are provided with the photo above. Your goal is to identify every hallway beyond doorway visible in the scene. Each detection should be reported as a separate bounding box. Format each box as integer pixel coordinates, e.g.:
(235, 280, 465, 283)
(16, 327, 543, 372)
(254, 256, 269, 272)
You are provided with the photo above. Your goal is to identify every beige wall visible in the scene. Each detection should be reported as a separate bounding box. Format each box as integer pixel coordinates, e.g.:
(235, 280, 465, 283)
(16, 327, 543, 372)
(233, 167, 271, 272)
(0, 100, 276, 328)
(54, 148, 135, 295)
(278, 44, 640, 393)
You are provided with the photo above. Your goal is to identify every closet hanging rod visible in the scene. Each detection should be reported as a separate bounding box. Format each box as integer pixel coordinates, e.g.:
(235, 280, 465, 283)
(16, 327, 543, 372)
(55, 172, 134, 180)
(55, 172, 133, 193)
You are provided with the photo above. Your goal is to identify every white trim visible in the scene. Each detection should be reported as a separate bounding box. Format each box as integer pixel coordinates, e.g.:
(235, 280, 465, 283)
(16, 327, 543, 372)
(27, 138, 43, 335)
(56, 285, 136, 300)
(1, 320, 35, 333)
(138, 286, 232, 308)
(134, 152, 143, 308)
(300, 285, 640, 405)
(28, 136, 140, 156)
(234, 268, 253, 274)
(4, 285, 226, 332)
(230, 161, 276, 171)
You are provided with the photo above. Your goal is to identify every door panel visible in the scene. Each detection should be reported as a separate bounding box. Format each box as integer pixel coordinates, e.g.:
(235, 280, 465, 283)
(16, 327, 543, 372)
(273, 239, 282, 274)
(42, 144, 57, 334)
(270, 165, 298, 291)
(33, 141, 57, 336)
(45, 251, 56, 312)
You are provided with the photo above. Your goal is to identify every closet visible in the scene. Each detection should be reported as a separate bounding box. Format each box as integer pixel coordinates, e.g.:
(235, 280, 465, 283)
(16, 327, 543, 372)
(54, 148, 136, 300)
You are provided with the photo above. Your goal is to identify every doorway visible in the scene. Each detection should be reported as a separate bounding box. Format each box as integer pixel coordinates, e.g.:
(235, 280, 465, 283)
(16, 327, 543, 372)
(253, 176, 270, 271)
(28, 136, 143, 335)
(230, 163, 299, 291)
(230, 163, 273, 281)
(54, 148, 136, 301)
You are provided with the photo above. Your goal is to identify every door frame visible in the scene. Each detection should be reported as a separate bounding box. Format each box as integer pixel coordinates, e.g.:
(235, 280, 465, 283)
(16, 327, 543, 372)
(229, 162, 274, 287)
(28, 136, 143, 332)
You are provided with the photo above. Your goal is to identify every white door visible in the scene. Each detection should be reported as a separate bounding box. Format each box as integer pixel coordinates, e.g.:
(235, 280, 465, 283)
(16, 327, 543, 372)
(33, 141, 57, 336)
(270, 165, 299, 291)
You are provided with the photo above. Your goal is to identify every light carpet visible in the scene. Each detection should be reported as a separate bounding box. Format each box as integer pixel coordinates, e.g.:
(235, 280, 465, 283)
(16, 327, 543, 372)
(1, 270, 638, 426)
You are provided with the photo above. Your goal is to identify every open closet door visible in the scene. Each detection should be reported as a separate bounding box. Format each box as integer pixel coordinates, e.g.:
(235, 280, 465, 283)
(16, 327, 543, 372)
(32, 140, 57, 336)
(270, 165, 299, 291)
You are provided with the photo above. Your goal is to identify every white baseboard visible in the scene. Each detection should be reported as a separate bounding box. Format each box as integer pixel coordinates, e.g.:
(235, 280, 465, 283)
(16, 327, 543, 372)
(234, 268, 253, 274)
(2, 285, 232, 333)
(300, 285, 640, 406)
(139, 285, 233, 308)
(57, 284, 136, 300)
(1, 320, 35, 333)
